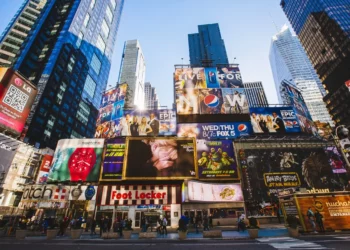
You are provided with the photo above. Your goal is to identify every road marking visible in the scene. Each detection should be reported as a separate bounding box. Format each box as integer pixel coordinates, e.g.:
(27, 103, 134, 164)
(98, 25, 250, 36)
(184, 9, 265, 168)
(257, 237, 330, 249)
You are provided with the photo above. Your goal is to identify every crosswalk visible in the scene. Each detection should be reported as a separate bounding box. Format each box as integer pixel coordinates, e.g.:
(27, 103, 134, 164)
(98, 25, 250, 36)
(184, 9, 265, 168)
(257, 237, 329, 249)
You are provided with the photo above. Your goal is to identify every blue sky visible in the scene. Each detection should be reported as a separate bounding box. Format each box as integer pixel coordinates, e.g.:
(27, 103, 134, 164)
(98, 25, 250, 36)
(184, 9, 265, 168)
(0, 0, 292, 108)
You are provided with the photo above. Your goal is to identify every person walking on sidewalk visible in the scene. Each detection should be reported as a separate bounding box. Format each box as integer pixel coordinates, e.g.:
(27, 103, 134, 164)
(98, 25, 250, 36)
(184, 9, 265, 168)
(90, 219, 97, 236)
(307, 207, 317, 233)
(162, 217, 168, 235)
(315, 210, 325, 232)
(203, 215, 209, 231)
(237, 214, 246, 232)
(194, 215, 200, 234)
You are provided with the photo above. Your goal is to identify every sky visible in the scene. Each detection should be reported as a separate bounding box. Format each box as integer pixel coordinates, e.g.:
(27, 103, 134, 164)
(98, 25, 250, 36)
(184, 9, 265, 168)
(0, 0, 293, 108)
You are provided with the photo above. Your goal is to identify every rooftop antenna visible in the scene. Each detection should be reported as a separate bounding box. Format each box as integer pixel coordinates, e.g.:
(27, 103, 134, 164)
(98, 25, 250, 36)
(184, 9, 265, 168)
(269, 12, 280, 33)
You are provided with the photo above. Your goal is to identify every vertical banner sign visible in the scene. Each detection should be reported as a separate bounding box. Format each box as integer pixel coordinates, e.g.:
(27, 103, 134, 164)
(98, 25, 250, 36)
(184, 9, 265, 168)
(0, 68, 37, 134)
(36, 154, 54, 184)
(100, 138, 126, 181)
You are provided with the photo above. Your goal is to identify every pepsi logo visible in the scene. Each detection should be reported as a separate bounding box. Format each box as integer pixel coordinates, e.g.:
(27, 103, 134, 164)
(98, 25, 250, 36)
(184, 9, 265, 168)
(14, 78, 23, 87)
(238, 124, 247, 132)
(204, 94, 219, 108)
(293, 121, 298, 125)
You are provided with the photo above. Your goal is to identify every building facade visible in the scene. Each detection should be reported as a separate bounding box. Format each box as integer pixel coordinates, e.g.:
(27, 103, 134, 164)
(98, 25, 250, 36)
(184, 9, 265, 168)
(0, 0, 124, 149)
(280, 0, 350, 126)
(0, 0, 48, 67)
(118, 40, 146, 109)
(144, 82, 159, 110)
(243, 81, 269, 107)
(188, 23, 229, 66)
(269, 25, 333, 124)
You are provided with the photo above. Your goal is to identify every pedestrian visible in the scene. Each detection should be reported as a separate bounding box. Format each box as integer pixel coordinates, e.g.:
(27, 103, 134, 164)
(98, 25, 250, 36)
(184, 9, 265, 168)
(90, 219, 97, 236)
(307, 207, 317, 233)
(113, 218, 119, 233)
(237, 214, 246, 232)
(209, 214, 213, 229)
(277, 209, 281, 224)
(58, 219, 65, 236)
(107, 216, 112, 232)
(315, 210, 325, 232)
(156, 218, 162, 234)
(162, 217, 168, 235)
(99, 216, 105, 236)
(119, 218, 123, 237)
(42, 218, 48, 234)
(194, 215, 199, 234)
(141, 217, 146, 232)
(203, 215, 209, 231)
(103, 216, 109, 233)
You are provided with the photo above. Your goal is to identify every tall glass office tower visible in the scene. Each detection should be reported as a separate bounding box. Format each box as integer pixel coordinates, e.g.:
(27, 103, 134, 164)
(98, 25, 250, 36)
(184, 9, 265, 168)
(188, 23, 229, 66)
(269, 25, 333, 124)
(0, 0, 124, 148)
(280, 0, 350, 126)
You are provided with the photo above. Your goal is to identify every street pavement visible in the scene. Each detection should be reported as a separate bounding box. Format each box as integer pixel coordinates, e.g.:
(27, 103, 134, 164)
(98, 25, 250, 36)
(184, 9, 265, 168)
(1, 230, 350, 249)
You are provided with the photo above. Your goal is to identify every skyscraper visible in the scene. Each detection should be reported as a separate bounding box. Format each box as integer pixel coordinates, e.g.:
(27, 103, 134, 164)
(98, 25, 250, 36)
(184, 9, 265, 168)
(144, 82, 159, 110)
(269, 25, 333, 124)
(280, 0, 350, 126)
(0, 0, 124, 149)
(188, 23, 229, 66)
(0, 0, 48, 67)
(243, 82, 269, 107)
(118, 39, 146, 109)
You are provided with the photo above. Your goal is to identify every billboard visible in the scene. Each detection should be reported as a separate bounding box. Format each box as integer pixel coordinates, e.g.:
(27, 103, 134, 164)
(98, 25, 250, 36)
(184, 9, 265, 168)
(100, 138, 126, 181)
(69, 185, 97, 201)
(281, 81, 317, 135)
(185, 181, 243, 202)
(295, 194, 350, 232)
(217, 66, 244, 88)
(174, 66, 247, 116)
(177, 122, 252, 140)
(48, 139, 104, 182)
(240, 147, 346, 204)
(174, 67, 207, 90)
(221, 88, 249, 114)
(95, 109, 176, 138)
(0, 68, 37, 134)
(197, 139, 238, 179)
(0, 133, 20, 186)
(36, 154, 53, 184)
(124, 137, 197, 180)
(101, 83, 127, 108)
(249, 107, 301, 133)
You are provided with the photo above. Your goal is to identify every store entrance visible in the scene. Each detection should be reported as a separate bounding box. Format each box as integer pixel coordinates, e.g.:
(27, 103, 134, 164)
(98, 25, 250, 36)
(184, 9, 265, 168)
(183, 209, 209, 226)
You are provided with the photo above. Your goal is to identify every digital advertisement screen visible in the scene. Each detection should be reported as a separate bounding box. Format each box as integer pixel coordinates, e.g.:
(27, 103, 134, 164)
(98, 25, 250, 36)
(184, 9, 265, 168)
(217, 66, 244, 88)
(95, 109, 176, 138)
(177, 122, 252, 139)
(186, 181, 243, 202)
(197, 139, 238, 179)
(48, 139, 104, 182)
(240, 147, 346, 204)
(249, 107, 301, 133)
(100, 138, 126, 181)
(0, 68, 37, 134)
(124, 137, 197, 180)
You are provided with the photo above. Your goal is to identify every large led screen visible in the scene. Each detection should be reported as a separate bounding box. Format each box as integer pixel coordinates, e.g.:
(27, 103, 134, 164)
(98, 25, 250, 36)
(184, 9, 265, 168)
(177, 122, 252, 139)
(123, 137, 197, 180)
(197, 139, 238, 179)
(249, 107, 301, 133)
(100, 138, 126, 181)
(48, 139, 104, 182)
(186, 181, 243, 202)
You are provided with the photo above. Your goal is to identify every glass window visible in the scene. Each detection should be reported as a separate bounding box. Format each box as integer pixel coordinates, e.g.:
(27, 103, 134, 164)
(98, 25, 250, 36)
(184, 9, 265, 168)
(110, 0, 117, 10)
(83, 75, 96, 98)
(76, 101, 90, 125)
(91, 53, 101, 74)
(83, 13, 90, 27)
(96, 35, 106, 53)
(90, 0, 95, 9)
(106, 5, 113, 22)
(101, 19, 110, 38)
(76, 32, 84, 48)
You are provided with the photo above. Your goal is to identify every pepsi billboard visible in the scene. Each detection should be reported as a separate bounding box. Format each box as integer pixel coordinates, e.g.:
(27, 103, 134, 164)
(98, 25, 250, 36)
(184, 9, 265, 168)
(249, 107, 301, 134)
(174, 66, 248, 117)
(217, 66, 244, 88)
(177, 122, 252, 139)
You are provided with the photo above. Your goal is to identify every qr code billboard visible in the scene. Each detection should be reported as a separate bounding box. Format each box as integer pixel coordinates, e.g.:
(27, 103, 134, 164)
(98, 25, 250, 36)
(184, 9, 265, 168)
(2, 85, 29, 112)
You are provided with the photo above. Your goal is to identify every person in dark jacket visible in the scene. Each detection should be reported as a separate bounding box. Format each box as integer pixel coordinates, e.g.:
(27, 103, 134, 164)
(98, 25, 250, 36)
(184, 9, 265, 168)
(315, 211, 325, 232)
(90, 219, 97, 236)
